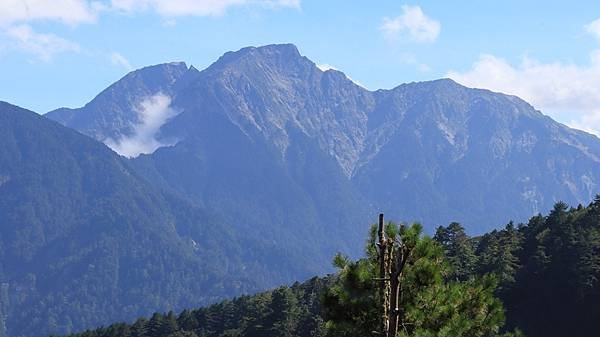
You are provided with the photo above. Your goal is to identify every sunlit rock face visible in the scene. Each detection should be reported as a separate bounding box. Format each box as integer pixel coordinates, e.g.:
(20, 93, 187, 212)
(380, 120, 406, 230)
(47, 43, 600, 233)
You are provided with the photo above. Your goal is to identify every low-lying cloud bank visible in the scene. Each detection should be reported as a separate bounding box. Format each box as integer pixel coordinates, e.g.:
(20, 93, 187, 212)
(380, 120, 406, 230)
(105, 93, 178, 157)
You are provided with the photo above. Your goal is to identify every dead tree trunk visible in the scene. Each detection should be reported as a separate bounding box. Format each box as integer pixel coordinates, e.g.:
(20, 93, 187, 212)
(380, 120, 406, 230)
(377, 214, 390, 335)
(388, 246, 409, 337)
(377, 215, 411, 337)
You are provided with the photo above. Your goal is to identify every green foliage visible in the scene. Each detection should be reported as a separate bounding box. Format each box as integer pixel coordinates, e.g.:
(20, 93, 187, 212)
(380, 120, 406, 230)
(436, 199, 600, 337)
(434, 222, 477, 281)
(475, 222, 523, 291)
(64, 278, 330, 337)
(46, 197, 600, 337)
(0, 104, 322, 337)
(324, 222, 519, 337)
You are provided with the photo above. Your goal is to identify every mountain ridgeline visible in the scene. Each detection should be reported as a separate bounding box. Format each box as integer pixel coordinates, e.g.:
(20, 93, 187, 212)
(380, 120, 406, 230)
(48, 44, 600, 233)
(0, 43, 597, 337)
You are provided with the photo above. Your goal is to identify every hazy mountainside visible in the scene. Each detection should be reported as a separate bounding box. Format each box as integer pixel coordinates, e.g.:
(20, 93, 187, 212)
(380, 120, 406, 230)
(47, 43, 600, 233)
(131, 45, 371, 266)
(64, 276, 331, 337)
(63, 198, 600, 337)
(20, 42, 600, 336)
(355, 80, 600, 232)
(0, 102, 324, 337)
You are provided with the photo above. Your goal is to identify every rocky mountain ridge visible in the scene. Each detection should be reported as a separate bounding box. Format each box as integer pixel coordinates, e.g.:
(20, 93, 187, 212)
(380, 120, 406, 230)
(47, 43, 600, 232)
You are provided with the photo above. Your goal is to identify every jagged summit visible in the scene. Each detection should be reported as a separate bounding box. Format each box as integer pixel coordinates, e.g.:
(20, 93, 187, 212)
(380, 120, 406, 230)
(214, 43, 302, 65)
(6, 43, 600, 337)
(201, 43, 315, 81)
(44, 44, 600, 234)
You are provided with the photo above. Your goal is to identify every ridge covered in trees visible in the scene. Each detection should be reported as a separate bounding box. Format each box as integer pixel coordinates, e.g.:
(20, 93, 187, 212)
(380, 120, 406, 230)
(436, 197, 600, 337)
(63, 198, 600, 337)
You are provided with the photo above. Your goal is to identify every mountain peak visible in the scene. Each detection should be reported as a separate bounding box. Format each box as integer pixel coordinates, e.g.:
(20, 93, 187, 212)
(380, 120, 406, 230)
(119, 61, 189, 85)
(210, 43, 304, 70)
(227, 43, 300, 58)
(45, 60, 191, 142)
(397, 77, 464, 91)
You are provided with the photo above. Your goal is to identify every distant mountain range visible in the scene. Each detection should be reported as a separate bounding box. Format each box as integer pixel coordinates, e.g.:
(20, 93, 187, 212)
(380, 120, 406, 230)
(48, 43, 600, 232)
(0, 43, 599, 337)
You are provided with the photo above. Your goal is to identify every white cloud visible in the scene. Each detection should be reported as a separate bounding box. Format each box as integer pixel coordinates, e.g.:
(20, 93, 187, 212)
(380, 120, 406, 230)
(445, 17, 600, 137)
(0, 0, 299, 62)
(109, 51, 133, 70)
(0, 1, 93, 62)
(0, 0, 299, 25)
(0, 0, 97, 26)
(585, 18, 600, 42)
(109, 0, 299, 17)
(447, 51, 600, 136)
(4, 24, 80, 61)
(105, 93, 179, 157)
(380, 5, 440, 43)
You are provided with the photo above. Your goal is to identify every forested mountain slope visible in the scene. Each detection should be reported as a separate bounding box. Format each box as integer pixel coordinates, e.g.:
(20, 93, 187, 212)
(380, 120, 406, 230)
(0, 102, 322, 337)
(64, 198, 600, 337)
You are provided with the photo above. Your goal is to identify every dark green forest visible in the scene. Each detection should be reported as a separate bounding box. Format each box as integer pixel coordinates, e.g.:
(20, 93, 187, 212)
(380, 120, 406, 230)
(63, 197, 600, 337)
(436, 198, 600, 337)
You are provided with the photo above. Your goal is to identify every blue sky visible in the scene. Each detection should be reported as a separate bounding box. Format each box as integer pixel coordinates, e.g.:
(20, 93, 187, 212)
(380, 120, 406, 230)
(2, 1, 600, 134)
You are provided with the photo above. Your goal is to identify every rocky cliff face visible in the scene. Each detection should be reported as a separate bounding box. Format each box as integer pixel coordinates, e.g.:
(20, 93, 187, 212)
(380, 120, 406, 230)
(46, 44, 600, 233)
(354, 79, 600, 232)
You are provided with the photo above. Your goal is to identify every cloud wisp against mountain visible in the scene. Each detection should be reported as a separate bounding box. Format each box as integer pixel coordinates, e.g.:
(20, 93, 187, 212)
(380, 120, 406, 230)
(105, 93, 178, 157)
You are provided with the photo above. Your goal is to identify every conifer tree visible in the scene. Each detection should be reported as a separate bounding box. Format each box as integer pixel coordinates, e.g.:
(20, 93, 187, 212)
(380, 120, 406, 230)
(434, 222, 477, 281)
(323, 221, 522, 337)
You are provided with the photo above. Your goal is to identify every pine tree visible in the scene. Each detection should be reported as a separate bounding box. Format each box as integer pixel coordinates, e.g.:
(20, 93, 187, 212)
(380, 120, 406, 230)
(434, 222, 477, 281)
(267, 287, 300, 337)
(323, 221, 521, 337)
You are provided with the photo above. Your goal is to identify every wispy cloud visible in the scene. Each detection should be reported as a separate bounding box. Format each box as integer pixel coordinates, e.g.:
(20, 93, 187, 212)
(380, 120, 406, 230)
(585, 17, 600, 42)
(0, 0, 300, 62)
(109, 0, 300, 17)
(447, 49, 600, 136)
(4, 24, 80, 61)
(105, 93, 179, 157)
(109, 51, 133, 70)
(0, 0, 97, 26)
(398, 52, 431, 72)
(0, 0, 299, 24)
(0, 1, 93, 62)
(380, 5, 440, 43)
